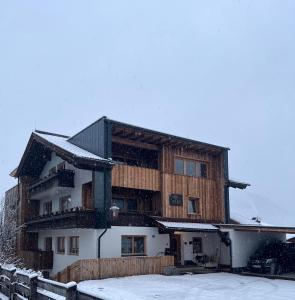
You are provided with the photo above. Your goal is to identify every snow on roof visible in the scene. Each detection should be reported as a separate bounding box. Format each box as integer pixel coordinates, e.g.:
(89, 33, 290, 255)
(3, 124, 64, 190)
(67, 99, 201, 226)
(230, 211, 271, 226)
(35, 132, 111, 162)
(157, 221, 218, 231)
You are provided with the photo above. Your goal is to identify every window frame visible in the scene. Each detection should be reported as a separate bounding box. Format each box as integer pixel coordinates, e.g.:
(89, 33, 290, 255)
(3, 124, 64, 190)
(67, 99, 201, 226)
(169, 194, 183, 206)
(44, 237, 52, 251)
(69, 236, 79, 256)
(121, 235, 146, 256)
(43, 201, 52, 215)
(193, 237, 203, 254)
(56, 236, 65, 254)
(174, 157, 208, 178)
(59, 195, 71, 211)
(188, 197, 199, 215)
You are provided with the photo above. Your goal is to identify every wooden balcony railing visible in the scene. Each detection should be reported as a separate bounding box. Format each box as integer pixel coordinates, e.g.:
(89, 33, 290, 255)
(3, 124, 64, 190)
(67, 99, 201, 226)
(28, 169, 75, 195)
(25, 208, 98, 231)
(112, 164, 160, 191)
(19, 250, 53, 270)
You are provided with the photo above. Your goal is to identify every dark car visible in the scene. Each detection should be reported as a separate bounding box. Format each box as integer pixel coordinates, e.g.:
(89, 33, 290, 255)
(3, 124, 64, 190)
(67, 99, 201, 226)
(248, 241, 295, 274)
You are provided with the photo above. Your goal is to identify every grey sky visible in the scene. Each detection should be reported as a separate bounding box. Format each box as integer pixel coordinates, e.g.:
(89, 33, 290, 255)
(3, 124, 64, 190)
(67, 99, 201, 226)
(1, 1, 295, 226)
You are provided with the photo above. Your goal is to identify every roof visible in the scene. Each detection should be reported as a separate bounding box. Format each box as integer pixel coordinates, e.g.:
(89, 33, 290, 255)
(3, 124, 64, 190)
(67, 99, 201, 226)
(34, 132, 107, 161)
(227, 179, 250, 190)
(14, 131, 113, 177)
(156, 220, 218, 232)
(217, 223, 295, 234)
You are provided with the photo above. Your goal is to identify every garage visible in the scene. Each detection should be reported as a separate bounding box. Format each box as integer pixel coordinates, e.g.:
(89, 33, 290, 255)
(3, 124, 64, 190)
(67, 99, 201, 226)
(218, 224, 295, 274)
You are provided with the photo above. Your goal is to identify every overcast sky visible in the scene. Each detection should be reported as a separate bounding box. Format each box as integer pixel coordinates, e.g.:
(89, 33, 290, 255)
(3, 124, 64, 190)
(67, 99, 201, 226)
(1, 1, 295, 226)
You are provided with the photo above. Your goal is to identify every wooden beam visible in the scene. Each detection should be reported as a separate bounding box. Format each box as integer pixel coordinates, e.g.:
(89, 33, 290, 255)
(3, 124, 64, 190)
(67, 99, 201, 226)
(112, 136, 160, 151)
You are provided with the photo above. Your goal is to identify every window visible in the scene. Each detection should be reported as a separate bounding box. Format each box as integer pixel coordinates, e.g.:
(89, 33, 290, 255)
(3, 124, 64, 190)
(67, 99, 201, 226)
(187, 160, 196, 177)
(127, 199, 137, 211)
(188, 198, 199, 214)
(69, 236, 79, 255)
(49, 166, 57, 175)
(174, 158, 207, 178)
(57, 162, 66, 171)
(169, 194, 183, 206)
(43, 201, 52, 215)
(60, 195, 71, 211)
(45, 237, 52, 251)
(193, 237, 202, 253)
(121, 236, 145, 256)
(175, 159, 184, 175)
(56, 237, 65, 254)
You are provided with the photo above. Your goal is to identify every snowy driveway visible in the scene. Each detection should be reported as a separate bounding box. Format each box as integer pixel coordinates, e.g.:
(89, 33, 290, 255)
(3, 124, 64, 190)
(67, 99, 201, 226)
(78, 273, 295, 300)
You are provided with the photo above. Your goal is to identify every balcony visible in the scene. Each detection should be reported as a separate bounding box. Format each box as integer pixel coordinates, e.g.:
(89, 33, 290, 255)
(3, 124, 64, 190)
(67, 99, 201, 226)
(28, 169, 75, 196)
(19, 250, 53, 270)
(25, 208, 98, 231)
(111, 212, 156, 227)
(112, 164, 160, 191)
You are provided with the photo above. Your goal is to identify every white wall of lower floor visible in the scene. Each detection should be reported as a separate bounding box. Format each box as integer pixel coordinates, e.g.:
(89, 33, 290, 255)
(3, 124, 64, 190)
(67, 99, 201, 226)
(223, 229, 286, 269)
(38, 226, 170, 276)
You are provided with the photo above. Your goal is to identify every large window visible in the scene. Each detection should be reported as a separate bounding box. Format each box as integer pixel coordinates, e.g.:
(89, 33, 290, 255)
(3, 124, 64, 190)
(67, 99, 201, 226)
(43, 201, 52, 215)
(121, 236, 145, 256)
(174, 158, 207, 178)
(56, 237, 65, 254)
(112, 198, 138, 212)
(188, 198, 199, 214)
(60, 195, 71, 211)
(69, 236, 79, 255)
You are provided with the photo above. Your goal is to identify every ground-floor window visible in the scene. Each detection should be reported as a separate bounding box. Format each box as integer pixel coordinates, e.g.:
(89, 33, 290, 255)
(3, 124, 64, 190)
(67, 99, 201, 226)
(121, 236, 146, 256)
(69, 236, 79, 255)
(193, 237, 202, 253)
(56, 237, 65, 254)
(45, 237, 52, 251)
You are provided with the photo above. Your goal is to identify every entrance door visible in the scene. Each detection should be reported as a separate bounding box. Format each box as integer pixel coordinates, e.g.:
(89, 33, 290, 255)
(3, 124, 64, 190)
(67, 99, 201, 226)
(170, 234, 181, 265)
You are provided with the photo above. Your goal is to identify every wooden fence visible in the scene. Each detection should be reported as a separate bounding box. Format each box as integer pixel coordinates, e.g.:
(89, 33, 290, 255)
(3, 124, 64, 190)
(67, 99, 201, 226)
(0, 265, 100, 300)
(56, 256, 175, 283)
(0, 256, 174, 299)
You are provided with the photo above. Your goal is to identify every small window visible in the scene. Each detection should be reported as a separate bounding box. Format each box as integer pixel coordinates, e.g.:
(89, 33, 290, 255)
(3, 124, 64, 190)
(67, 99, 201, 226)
(121, 236, 145, 256)
(193, 237, 202, 253)
(127, 199, 137, 211)
(186, 160, 196, 177)
(69, 236, 79, 255)
(175, 159, 184, 175)
(45, 237, 52, 251)
(56, 237, 65, 254)
(60, 195, 71, 211)
(49, 166, 57, 175)
(201, 163, 207, 178)
(57, 162, 66, 171)
(43, 201, 52, 215)
(169, 194, 183, 206)
(188, 198, 199, 214)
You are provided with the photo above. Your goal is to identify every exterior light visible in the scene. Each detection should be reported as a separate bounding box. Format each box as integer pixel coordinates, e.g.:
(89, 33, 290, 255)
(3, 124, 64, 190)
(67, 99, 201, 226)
(110, 204, 120, 218)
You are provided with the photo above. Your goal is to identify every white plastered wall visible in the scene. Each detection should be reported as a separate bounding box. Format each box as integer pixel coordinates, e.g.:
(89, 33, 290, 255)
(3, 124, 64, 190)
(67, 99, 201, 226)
(180, 232, 221, 266)
(223, 229, 286, 269)
(38, 226, 170, 276)
(38, 152, 92, 214)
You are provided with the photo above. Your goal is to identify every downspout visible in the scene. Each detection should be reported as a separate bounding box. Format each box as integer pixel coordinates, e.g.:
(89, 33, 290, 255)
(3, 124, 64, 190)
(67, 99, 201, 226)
(98, 227, 107, 258)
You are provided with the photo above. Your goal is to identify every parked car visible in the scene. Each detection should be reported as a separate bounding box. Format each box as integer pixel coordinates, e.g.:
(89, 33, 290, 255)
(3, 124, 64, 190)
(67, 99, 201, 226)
(248, 241, 295, 274)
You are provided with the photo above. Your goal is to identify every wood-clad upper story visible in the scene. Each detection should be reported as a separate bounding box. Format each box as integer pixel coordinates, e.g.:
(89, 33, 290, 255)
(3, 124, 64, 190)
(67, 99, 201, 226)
(13, 117, 244, 229)
(110, 120, 228, 223)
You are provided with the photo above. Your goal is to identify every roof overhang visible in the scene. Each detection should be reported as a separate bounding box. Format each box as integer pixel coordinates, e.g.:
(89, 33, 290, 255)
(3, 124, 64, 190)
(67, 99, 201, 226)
(227, 179, 250, 190)
(14, 132, 113, 177)
(217, 224, 295, 234)
(155, 220, 219, 232)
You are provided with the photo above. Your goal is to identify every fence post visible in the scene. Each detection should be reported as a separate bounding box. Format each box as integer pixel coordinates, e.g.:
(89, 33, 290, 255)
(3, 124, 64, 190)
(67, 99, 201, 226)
(29, 275, 38, 300)
(66, 284, 77, 300)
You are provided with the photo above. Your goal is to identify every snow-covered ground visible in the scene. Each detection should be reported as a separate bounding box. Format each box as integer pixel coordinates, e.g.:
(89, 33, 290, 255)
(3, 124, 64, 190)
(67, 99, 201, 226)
(78, 273, 295, 300)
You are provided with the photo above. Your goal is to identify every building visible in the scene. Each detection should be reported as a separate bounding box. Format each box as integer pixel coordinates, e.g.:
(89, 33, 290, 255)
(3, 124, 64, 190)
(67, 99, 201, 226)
(9, 117, 295, 276)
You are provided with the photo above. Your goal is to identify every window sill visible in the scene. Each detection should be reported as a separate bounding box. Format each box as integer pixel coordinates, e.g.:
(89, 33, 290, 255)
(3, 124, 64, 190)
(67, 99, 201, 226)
(121, 254, 147, 257)
(56, 252, 65, 255)
(68, 253, 79, 256)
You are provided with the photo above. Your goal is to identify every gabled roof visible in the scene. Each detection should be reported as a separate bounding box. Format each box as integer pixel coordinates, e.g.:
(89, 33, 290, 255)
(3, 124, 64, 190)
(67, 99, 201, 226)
(14, 131, 113, 177)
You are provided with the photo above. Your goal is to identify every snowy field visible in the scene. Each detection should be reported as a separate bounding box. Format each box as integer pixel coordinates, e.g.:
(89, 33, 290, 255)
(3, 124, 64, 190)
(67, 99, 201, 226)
(78, 273, 295, 300)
